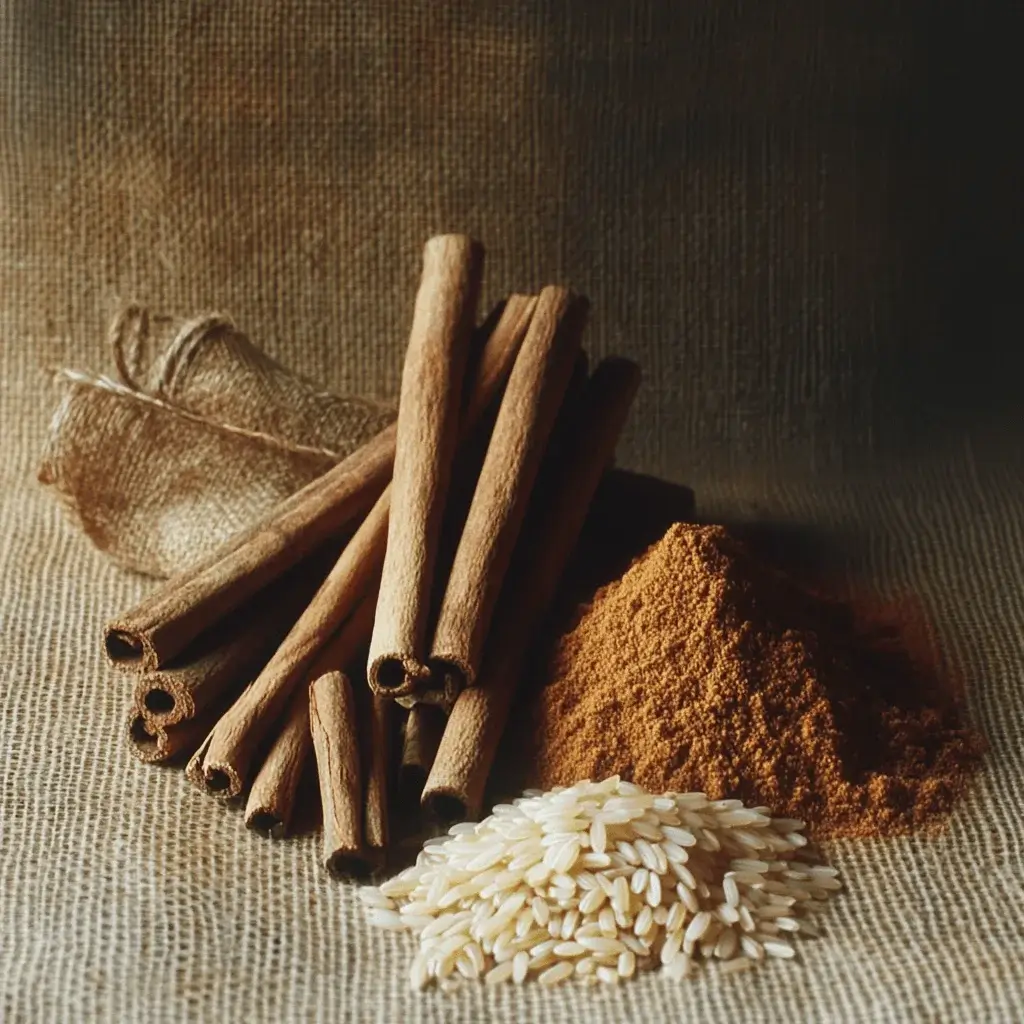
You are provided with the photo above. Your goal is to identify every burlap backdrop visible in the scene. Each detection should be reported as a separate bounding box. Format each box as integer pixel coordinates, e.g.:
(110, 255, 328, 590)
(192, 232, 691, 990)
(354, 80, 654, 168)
(1, 2, 1021, 1022)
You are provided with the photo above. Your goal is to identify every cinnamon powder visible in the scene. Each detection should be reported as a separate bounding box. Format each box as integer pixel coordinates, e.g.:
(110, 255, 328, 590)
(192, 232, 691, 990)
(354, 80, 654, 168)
(516, 524, 983, 839)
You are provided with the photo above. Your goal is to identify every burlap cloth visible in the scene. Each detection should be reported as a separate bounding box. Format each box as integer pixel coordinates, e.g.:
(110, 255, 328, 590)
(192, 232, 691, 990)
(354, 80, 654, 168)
(37, 308, 395, 577)
(1, 2, 1021, 1021)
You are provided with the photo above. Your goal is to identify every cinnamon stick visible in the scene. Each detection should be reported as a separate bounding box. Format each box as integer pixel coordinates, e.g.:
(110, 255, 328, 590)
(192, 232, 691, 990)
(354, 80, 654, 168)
(244, 682, 313, 837)
(310, 673, 366, 878)
(185, 731, 213, 789)
(130, 559, 327, 726)
(421, 357, 641, 821)
(429, 287, 586, 695)
(104, 421, 395, 672)
(197, 589, 378, 798)
(189, 297, 533, 799)
(367, 235, 484, 701)
(400, 704, 446, 805)
(126, 703, 223, 765)
(363, 693, 391, 861)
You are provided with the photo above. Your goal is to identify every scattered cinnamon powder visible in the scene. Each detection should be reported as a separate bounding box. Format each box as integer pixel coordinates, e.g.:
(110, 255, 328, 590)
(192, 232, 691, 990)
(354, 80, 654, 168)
(516, 523, 983, 839)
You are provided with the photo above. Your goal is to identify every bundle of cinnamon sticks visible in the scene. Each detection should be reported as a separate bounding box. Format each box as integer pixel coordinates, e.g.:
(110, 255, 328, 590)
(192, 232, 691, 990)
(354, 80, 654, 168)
(117, 235, 641, 877)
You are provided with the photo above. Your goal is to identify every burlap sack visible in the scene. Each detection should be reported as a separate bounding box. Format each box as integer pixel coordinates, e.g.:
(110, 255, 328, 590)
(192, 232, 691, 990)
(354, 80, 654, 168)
(38, 308, 394, 577)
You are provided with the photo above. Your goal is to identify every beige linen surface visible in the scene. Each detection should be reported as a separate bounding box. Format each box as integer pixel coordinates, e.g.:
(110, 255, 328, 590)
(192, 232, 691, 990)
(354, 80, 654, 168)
(2, 2, 1021, 1021)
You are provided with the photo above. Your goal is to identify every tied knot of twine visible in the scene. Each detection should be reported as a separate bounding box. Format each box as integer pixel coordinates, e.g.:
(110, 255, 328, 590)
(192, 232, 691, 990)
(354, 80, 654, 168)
(110, 306, 234, 397)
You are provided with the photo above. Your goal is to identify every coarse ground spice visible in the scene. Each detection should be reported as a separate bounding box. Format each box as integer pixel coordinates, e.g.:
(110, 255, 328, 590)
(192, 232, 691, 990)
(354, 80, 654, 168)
(514, 523, 983, 840)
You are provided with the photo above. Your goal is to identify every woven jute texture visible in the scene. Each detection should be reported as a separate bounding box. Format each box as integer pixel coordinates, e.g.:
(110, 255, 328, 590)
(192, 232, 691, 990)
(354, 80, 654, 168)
(37, 310, 394, 576)
(2, 2, 1021, 1021)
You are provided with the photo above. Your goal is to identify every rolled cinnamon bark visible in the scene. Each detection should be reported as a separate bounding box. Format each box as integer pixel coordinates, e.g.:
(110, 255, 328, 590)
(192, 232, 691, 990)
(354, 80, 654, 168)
(185, 731, 213, 789)
(244, 682, 313, 837)
(104, 422, 395, 672)
(310, 671, 367, 878)
(197, 590, 378, 799)
(126, 703, 222, 765)
(130, 559, 327, 726)
(400, 704, 446, 805)
(421, 358, 641, 821)
(429, 287, 586, 695)
(189, 297, 533, 799)
(363, 694, 391, 861)
(367, 235, 484, 701)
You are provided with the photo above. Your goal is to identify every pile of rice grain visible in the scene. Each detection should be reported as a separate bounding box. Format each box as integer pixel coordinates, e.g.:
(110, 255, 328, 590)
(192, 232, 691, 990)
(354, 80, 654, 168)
(361, 778, 840, 990)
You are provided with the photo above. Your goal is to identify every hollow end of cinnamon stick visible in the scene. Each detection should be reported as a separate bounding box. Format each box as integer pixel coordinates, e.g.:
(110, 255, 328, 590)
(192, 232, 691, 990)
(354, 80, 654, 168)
(143, 687, 176, 715)
(127, 713, 164, 760)
(127, 708, 213, 766)
(370, 653, 429, 694)
(422, 788, 469, 826)
(202, 762, 243, 797)
(133, 679, 191, 726)
(373, 658, 406, 691)
(246, 810, 286, 839)
(105, 627, 147, 667)
(324, 850, 374, 881)
(185, 732, 212, 788)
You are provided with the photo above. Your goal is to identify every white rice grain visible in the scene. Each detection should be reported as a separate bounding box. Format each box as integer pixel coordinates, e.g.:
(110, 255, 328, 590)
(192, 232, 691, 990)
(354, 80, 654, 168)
(660, 929, 684, 965)
(618, 949, 636, 978)
(671, 861, 697, 889)
(367, 909, 406, 931)
(647, 872, 663, 907)
(633, 906, 654, 937)
(630, 868, 649, 895)
(485, 961, 514, 985)
(612, 876, 630, 914)
(763, 939, 796, 959)
(579, 887, 606, 915)
(684, 911, 712, 946)
(577, 935, 626, 955)
(723, 874, 741, 907)
(539, 962, 574, 986)
(677, 883, 701, 914)
(358, 888, 395, 910)
(512, 950, 529, 984)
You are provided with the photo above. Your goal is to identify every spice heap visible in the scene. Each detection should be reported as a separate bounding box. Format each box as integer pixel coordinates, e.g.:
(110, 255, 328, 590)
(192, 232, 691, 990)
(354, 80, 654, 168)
(103, 234, 642, 875)
(364, 777, 840, 990)
(515, 524, 982, 839)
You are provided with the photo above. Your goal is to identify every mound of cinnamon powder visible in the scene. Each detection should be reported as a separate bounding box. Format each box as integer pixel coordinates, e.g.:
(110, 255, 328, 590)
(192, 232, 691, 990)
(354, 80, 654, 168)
(518, 524, 982, 839)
